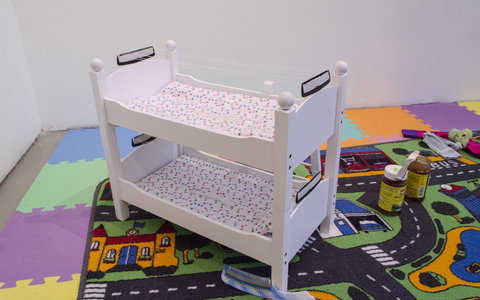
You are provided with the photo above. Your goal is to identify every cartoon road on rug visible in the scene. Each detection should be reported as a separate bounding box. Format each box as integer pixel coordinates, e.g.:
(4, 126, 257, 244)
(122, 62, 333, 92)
(81, 140, 480, 300)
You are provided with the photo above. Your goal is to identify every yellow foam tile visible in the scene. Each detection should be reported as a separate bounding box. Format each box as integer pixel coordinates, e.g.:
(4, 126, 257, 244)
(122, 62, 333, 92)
(345, 106, 435, 138)
(459, 100, 480, 116)
(0, 274, 80, 300)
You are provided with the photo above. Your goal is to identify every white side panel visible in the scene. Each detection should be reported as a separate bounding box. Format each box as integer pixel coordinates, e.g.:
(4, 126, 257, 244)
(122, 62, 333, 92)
(107, 59, 171, 103)
(290, 87, 337, 168)
(119, 179, 272, 265)
(287, 178, 329, 261)
(121, 138, 178, 182)
(104, 100, 275, 171)
(176, 74, 279, 100)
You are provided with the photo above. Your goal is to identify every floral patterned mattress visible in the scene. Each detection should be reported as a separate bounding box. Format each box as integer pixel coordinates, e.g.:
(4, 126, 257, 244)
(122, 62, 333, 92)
(136, 154, 297, 235)
(126, 81, 296, 140)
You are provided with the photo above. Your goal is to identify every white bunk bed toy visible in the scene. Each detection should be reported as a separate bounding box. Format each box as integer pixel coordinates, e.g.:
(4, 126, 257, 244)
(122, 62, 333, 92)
(90, 40, 348, 298)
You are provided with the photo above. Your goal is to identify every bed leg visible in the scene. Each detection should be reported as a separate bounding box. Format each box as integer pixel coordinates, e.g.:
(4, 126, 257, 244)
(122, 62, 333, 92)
(272, 259, 289, 292)
(319, 61, 349, 237)
(113, 198, 130, 221)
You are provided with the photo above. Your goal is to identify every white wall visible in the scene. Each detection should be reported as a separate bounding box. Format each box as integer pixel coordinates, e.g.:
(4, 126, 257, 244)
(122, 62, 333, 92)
(9, 0, 480, 131)
(0, 0, 42, 182)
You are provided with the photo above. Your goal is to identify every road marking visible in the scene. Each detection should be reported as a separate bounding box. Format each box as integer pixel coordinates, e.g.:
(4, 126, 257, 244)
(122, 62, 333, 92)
(314, 270, 324, 274)
(365, 249, 384, 254)
(382, 285, 391, 292)
(361, 245, 379, 250)
(370, 181, 377, 184)
(111, 292, 122, 296)
(298, 272, 308, 276)
(414, 216, 418, 222)
(436, 175, 443, 178)
(468, 170, 475, 173)
(83, 283, 107, 299)
(457, 171, 464, 175)
(84, 293, 106, 299)
(363, 246, 399, 266)
(390, 250, 397, 254)
(311, 247, 319, 253)
(187, 286, 198, 290)
(168, 288, 178, 292)
(85, 288, 106, 293)
(382, 260, 400, 266)
(410, 240, 415, 244)
(401, 245, 408, 250)
(130, 291, 140, 295)
(358, 182, 365, 185)
(377, 257, 395, 262)
(85, 283, 107, 288)
(416, 225, 420, 231)
(446, 173, 454, 176)
(371, 253, 389, 258)
(416, 233, 420, 238)
(409, 208, 414, 213)
(206, 284, 216, 288)
(345, 183, 353, 187)
(298, 235, 317, 253)
(100, 212, 109, 215)
(149, 290, 159, 294)
(367, 274, 376, 281)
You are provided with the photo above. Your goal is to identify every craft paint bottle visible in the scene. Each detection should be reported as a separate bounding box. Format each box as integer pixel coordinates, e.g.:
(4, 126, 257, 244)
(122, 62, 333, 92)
(405, 155, 431, 202)
(378, 165, 407, 215)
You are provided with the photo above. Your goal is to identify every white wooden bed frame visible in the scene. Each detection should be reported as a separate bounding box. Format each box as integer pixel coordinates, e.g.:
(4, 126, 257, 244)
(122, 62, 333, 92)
(90, 40, 348, 292)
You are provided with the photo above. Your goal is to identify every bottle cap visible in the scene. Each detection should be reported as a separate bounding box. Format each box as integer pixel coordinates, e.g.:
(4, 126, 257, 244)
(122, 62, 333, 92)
(384, 165, 407, 181)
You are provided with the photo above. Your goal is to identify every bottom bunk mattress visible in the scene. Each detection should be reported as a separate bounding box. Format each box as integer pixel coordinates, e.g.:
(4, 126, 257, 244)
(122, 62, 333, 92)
(135, 154, 297, 235)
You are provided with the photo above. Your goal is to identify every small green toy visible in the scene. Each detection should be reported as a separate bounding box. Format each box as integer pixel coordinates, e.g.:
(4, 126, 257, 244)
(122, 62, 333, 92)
(448, 128, 473, 148)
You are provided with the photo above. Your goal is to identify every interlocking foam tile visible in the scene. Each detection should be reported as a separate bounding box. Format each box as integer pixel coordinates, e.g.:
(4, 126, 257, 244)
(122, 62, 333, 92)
(344, 106, 434, 139)
(48, 127, 138, 164)
(0, 274, 80, 299)
(17, 159, 108, 212)
(403, 102, 480, 131)
(340, 136, 375, 148)
(372, 134, 409, 144)
(0, 206, 90, 289)
(341, 115, 370, 141)
(459, 100, 480, 117)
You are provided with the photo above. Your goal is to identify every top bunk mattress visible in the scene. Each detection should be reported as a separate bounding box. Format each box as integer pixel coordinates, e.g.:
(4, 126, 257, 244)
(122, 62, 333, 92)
(125, 81, 297, 140)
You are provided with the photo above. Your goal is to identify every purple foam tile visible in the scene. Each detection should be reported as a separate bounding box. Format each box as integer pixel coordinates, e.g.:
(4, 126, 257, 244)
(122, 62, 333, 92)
(403, 103, 480, 131)
(0, 206, 91, 288)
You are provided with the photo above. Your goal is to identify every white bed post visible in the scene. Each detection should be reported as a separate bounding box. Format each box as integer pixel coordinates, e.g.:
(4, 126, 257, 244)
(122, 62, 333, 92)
(166, 40, 178, 81)
(319, 61, 348, 236)
(272, 91, 295, 292)
(90, 58, 130, 221)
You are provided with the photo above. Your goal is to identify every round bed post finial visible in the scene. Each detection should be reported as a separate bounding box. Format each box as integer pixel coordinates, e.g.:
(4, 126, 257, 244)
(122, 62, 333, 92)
(90, 58, 104, 72)
(335, 61, 348, 77)
(166, 40, 177, 52)
(277, 91, 294, 110)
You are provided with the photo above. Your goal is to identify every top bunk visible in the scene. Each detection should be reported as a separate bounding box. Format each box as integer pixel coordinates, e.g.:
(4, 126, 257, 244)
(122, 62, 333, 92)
(90, 41, 348, 172)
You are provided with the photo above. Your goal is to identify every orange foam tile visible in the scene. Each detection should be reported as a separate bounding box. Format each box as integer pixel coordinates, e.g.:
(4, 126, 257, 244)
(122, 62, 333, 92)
(344, 106, 434, 139)
(319, 137, 375, 150)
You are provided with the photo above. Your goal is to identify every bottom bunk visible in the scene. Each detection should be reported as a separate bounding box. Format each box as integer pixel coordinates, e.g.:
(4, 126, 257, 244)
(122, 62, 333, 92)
(136, 153, 293, 236)
(114, 142, 330, 265)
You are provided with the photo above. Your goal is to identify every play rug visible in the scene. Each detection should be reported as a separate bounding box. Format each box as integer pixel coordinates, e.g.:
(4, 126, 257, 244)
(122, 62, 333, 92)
(78, 138, 480, 300)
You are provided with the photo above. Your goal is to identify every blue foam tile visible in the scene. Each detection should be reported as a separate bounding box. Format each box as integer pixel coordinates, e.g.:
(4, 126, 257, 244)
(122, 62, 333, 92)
(47, 127, 139, 164)
(342, 116, 370, 141)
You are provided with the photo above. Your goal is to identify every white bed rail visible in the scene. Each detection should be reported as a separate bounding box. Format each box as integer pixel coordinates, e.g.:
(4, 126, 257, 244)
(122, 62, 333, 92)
(105, 58, 172, 103)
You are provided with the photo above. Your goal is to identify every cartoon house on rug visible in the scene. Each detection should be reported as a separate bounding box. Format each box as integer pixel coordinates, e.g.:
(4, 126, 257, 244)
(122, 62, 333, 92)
(320, 199, 392, 238)
(88, 221, 178, 274)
